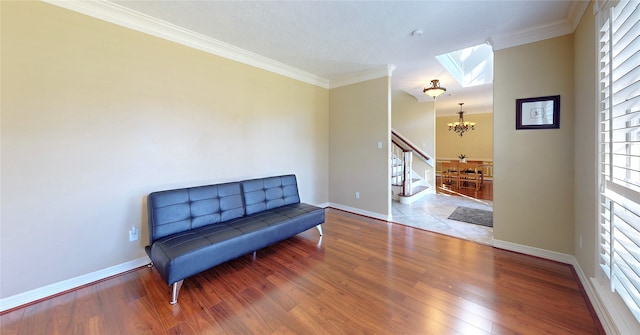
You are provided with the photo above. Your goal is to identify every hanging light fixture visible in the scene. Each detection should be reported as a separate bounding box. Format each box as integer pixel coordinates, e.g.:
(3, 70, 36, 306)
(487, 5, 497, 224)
(423, 79, 447, 98)
(448, 103, 476, 137)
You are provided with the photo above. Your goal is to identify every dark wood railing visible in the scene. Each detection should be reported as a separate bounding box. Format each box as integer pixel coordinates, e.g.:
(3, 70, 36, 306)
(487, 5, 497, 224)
(391, 129, 436, 197)
(391, 141, 410, 196)
(390, 129, 431, 164)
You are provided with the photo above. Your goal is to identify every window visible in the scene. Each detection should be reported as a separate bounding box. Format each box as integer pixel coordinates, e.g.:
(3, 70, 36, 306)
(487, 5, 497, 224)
(435, 43, 493, 88)
(597, 0, 640, 323)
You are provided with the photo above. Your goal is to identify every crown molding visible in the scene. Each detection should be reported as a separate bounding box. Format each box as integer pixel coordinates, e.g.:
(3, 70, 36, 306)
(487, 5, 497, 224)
(567, 0, 590, 30)
(43, 0, 331, 89)
(492, 1, 589, 50)
(42, 1, 590, 89)
(491, 19, 574, 50)
(329, 64, 396, 89)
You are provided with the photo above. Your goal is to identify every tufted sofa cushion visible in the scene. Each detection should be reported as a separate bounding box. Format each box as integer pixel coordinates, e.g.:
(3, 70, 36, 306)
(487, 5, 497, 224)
(242, 175, 300, 215)
(145, 174, 324, 299)
(148, 202, 323, 285)
(147, 182, 245, 243)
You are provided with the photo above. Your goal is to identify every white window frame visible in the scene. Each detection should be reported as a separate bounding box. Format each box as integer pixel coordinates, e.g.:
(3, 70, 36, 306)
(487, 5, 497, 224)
(594, 0, 640, 332)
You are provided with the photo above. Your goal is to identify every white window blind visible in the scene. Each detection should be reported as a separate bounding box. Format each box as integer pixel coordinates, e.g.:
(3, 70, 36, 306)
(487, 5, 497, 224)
(598, 0, 640, 323)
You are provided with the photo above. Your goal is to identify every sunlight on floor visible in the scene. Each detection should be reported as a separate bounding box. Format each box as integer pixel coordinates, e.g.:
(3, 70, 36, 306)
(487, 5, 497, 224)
(391, 193, 493, 245)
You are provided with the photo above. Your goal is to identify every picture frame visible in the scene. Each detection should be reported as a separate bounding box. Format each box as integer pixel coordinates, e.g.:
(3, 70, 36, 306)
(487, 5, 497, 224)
(515, 95, 560, 130)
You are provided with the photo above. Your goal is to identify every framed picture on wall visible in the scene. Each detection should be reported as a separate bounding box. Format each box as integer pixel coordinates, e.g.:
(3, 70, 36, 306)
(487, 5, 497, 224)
(515, 95, 560, 130)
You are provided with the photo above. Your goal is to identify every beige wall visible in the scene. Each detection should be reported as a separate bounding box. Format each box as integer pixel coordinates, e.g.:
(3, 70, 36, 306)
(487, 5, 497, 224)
(329, 77, 391, 218)
(1, 2, 329, 298)
(493, 35, 575, 253)
(0, 0, 607, 313)
(436, 113, 494, 161)
(391, 90, 435, 185)
(391, 90, 436, 156)
(573, 2, 598, 278)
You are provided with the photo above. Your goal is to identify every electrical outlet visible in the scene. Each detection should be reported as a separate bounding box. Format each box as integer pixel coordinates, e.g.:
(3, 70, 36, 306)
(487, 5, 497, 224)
(129, 226, 139, 242)
(355, 192, 360, 199)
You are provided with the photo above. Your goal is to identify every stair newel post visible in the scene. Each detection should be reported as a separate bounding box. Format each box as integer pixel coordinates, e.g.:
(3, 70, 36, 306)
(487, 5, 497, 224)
(395, 144, 402, 186)
(403, 151, 413, 196)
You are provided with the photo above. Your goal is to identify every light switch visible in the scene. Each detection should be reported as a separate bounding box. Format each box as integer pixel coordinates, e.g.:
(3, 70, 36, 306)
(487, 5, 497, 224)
(377, 141, 383, 149)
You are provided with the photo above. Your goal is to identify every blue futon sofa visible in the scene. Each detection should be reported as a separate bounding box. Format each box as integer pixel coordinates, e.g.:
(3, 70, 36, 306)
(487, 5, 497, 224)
(145, 174, 324, 304)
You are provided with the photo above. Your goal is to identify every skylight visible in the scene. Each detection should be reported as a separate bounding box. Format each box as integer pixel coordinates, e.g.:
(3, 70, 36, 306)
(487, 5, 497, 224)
(436, 43, 493, 87)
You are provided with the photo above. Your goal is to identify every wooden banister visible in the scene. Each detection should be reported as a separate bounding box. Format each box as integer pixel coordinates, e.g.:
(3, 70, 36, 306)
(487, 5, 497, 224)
(391, 129, 431, 164)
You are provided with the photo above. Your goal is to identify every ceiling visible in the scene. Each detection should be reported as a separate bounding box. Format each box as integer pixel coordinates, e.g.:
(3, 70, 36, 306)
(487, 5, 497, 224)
(52, 1, 589, 116)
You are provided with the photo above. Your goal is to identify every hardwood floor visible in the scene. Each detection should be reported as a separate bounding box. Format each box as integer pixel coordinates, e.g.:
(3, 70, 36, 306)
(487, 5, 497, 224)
(1, 209, 602, 334)
(436, 176, 493, 201)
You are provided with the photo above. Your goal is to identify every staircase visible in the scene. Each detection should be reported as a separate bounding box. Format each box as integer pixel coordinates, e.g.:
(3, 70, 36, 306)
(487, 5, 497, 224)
(391, 153, 430, 204)
(391, 129, 434, 204)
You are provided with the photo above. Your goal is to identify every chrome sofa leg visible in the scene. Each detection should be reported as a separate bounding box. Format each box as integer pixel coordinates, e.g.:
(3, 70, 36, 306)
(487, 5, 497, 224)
(170, 280, 184, 305)
(316, 225, 323, 236)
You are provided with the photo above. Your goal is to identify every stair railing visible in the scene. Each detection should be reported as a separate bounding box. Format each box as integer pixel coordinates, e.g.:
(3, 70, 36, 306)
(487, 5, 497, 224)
(391, 140, 413, 196)
(391, 129, 437, 197)
(391, 129, 433, 167)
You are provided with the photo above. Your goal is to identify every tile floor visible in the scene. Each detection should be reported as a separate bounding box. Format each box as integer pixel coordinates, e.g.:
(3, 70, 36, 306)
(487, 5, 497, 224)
(391, 192, 494, 245)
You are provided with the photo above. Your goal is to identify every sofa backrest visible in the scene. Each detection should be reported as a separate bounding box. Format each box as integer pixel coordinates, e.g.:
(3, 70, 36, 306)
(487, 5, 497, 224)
(147, 182, 245, 243)
(241, 175, 300, 215)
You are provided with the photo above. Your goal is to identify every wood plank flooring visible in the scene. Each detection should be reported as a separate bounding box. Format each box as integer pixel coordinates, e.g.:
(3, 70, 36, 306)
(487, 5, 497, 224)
(1, 209, 602, 334)
(436, 176, 493, 201)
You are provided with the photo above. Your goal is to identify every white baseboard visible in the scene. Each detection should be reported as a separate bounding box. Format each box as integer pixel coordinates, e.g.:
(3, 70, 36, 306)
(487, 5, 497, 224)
(492, 239, 575, 264)
(492, 238, 616, 334)
(326, 203, 390, 222)
(0, 232, 620, 335)
(0, 257, 150, 312)
(315, 202, 330, 209)
(0, 202, 354, 313)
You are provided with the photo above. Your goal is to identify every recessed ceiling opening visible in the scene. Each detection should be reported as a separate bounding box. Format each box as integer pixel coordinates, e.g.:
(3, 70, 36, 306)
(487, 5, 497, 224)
(436, 43, 493, 88)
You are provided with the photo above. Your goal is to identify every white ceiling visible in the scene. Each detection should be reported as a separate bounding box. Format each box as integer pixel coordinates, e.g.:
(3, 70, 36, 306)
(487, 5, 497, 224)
(52, 0, 589, 116)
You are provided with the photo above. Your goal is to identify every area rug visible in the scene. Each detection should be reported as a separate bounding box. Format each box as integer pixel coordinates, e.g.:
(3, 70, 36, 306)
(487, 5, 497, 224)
(447, 206, 493, 227)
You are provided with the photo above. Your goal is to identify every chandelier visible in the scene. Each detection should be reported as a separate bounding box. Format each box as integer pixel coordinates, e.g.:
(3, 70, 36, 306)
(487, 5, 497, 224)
(423, 79, 447, 98)
(448, 103, 476, 137)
